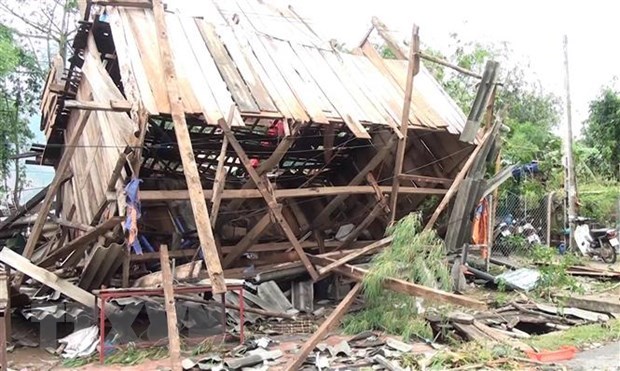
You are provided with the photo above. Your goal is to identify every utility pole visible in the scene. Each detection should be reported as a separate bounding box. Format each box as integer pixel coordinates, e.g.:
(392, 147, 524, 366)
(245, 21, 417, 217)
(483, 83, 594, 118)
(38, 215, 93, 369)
(563, 35, 578, 250)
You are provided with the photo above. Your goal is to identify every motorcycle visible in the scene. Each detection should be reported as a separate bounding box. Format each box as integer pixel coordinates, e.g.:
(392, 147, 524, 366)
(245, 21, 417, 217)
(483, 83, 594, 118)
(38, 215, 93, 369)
(573, 216, 619, 264)
(493, 216, 542, 256)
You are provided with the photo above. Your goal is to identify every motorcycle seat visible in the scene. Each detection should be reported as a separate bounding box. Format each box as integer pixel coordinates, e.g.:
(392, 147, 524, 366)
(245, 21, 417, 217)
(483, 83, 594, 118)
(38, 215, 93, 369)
(591, 228, 611, 237)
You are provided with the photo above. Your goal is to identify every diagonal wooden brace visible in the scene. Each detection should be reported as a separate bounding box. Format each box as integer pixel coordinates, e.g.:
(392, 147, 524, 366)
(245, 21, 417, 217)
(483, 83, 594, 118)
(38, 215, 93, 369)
(218, 118, 319, 281)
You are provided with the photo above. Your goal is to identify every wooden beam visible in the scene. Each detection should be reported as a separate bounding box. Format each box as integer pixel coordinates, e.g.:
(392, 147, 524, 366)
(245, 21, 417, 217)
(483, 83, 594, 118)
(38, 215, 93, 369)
(308, 136, 397, 233)
(63, 99, 133, 112)
(159, 244, 182, 371)
(37, 216, 122, 267)
(140, 185, 447, 202)
(398, 173, 453, 186)
(283, 282, 362, 371)
(152, 0, 226, 294)
(389, 24, 420, 225)
(222, 213, 271, 268)
(423, 127, 495, 232)
(16, 110, 92, 289)
(218, 118, 319, 281)
(418, 51, 482, 79)
(0, 248, 116, 312)
(309, 255, 486, 309)
(318, 237, 392, 276)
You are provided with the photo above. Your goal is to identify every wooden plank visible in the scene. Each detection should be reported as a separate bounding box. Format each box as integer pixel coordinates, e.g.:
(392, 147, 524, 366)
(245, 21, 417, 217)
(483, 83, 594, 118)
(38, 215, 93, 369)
(140, 185, 447, 201)
(318, 237, 392, 276)
(222, 213, 271, 268)
(389, 25, 420, 225)
(110, 8, 159, 115)
(218, 118, 319, 281)
(366, 173, 390, 214)
(0, 248, 116, 312)
(291, 44, 370, 138)
(213, 25, 277, 112)
(37, 216, 122, 268)
(224, 0, 309, 122)
(283, 282, 362, 371)
(63, 99, 132, 112)
(309, 255, 487, 309)
(152, 0, 226, 294)
(15, 110, 92, 288)
(159, 244, 182, 371)
(197, 21, 260, 113)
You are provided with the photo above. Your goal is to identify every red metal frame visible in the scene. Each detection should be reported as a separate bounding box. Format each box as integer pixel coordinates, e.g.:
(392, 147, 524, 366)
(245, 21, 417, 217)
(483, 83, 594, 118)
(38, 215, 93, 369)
(96, 284, 244, 364)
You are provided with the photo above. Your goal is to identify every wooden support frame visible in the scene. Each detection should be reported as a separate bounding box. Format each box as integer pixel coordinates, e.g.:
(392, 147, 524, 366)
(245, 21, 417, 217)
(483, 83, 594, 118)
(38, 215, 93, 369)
(389, 24, 420, 225)
(398, 173, 453, 186)
(307, 135, 397, 233)
(423, 126, 496, 232)
(152, 0, 226, 294)
(366, 173, 390, 214)
(309, 255, 486, 309)
(218, 118, 319, 281)
(284, 282, 362, 371)
(16, 110, 92, 289)
(222, 213, 271, 268)
(225, 120, 303, 212)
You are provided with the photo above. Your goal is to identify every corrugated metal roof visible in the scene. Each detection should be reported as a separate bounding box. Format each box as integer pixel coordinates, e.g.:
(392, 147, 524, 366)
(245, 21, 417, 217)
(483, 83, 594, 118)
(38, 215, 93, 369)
(106, 0, 467, 137)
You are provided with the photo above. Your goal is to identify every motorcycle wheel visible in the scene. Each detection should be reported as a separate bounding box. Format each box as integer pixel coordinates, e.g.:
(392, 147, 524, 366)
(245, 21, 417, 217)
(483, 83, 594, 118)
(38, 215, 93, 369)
(600, 242, 617, 264)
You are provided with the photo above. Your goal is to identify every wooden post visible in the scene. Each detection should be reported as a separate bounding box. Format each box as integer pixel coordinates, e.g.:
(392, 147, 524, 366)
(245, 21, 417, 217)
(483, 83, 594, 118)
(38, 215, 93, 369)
(283, 283, 362, 371)
(217, 118, 319, 281)
(389, 25, 420, 225)
(211, 106, 236, 226)
(159, 244, 182, 371)
(423, 127, 495, 232)
(152, 0, 226, 293)
(15, 110, 92, 288)
(563, 35, 578, 251)
(0, 271, 8, 371)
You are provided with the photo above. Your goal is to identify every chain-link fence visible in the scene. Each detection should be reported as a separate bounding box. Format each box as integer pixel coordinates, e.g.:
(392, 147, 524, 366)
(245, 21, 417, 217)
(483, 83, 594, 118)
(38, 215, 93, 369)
(491, 191, 560, 257)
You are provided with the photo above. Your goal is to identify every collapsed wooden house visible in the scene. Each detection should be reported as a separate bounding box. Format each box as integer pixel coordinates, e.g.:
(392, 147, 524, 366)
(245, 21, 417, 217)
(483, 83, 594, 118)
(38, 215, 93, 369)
(24, 0, 479, 294)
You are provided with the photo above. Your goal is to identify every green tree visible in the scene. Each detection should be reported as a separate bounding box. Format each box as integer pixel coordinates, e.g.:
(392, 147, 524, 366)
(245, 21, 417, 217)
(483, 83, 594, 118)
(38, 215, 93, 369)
(0, 24, 42, 206)
(582, 87, 620, 179)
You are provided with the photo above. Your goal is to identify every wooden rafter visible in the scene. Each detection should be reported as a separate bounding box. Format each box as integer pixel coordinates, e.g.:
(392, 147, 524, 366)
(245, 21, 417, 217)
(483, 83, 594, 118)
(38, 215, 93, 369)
(222, 213, 271, 268)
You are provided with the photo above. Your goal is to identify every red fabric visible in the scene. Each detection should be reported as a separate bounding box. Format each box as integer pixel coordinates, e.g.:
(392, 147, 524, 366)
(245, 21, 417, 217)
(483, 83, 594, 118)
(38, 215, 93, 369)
(267, 119, 285, 137)
(250, 158, 260, 168)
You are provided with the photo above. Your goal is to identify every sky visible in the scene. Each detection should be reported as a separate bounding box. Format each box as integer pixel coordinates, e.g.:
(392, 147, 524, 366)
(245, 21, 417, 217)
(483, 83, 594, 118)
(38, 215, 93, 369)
(285, 0, 620, 133)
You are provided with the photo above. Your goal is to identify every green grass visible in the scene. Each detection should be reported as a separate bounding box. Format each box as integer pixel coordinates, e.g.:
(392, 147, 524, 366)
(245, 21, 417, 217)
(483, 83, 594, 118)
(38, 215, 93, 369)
(527, 319, 620, 351)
